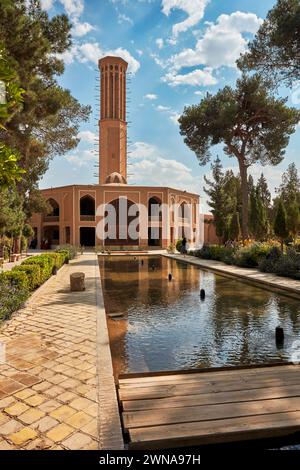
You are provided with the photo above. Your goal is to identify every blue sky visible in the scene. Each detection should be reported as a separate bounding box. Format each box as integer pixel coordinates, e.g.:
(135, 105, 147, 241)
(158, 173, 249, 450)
(40, 0, 300, 212)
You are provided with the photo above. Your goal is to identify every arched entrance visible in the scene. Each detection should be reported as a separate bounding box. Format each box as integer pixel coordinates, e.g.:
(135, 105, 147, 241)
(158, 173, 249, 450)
(148, 197, 162, 247)
(80, 227, 95, 247)
(104, 198, 139, 246)
(42, 226, 59, 249)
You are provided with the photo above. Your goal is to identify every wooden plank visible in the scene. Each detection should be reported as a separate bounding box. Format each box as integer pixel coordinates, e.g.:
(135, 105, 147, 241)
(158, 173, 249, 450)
(119, 367, 300, 390)
(122, 383, 300, 411)
(128, 410, 300, 449)
(123, 396, 300, 430)
(118, 375, 300, 401)
(119, 364, 298, 385)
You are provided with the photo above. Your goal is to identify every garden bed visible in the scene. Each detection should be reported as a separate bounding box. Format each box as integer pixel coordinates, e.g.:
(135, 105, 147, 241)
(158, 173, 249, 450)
(0, 245, 77, 323)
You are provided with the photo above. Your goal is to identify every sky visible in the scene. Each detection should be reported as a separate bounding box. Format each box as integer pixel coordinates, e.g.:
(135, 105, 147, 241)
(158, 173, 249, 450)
(39, 0, 300, 213)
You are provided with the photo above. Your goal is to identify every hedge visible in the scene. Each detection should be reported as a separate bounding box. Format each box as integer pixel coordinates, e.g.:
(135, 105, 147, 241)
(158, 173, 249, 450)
(12, 264, 41, 290)
(0, 248, 77, 324)
(21, 254, 55, 282)
(0, 270, 29, 290)
(0, 281, 29, 322)
(56, 245, 77, 260)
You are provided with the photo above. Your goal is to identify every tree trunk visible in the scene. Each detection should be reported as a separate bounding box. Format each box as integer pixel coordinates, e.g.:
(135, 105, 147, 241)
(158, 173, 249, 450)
(238, 160, 249, 241)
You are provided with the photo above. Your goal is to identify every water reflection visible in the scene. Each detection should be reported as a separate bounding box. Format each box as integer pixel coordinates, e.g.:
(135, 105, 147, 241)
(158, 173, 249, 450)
(99, 255, 300, 377)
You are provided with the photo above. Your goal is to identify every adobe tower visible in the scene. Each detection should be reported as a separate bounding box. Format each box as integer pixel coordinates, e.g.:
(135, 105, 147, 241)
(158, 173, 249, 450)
(98, 56, 128, 185)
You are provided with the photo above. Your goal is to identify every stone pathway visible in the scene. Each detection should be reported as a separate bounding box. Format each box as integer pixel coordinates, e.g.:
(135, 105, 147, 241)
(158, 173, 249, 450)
(165, 254, 300, 297)
(0, 255, 102, 450)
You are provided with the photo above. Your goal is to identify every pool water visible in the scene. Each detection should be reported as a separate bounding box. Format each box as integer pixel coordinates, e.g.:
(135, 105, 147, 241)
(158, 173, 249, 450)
(99, 255, 300, 377)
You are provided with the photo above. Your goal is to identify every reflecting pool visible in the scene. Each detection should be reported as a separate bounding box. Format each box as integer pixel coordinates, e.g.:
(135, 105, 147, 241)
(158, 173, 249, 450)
(99, 255, 300, 377)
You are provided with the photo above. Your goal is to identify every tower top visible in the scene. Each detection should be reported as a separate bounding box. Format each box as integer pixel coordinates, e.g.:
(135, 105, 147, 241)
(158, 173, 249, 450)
(98, 55, 128, 184)
(98, 56, 128, 70)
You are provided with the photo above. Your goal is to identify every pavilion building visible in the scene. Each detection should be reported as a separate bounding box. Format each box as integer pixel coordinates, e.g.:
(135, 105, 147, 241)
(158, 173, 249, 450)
(30, 56, 202, 249)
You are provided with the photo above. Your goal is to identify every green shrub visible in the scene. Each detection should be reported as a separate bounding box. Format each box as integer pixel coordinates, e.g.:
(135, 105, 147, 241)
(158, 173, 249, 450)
(260, 248, 300, 279)
(12, 264, 41, 290)
(22, 254, 55, 282)
(44, 252, 65, 269)
(193, 245, 235, 264)
(176, 239, 183, 252)
(55, 249, 69, 263)
(233, 243, 271, 268)
(0, 280, 29, 322)
(56, 244, 77, 260)
(0, 270, 29, 290)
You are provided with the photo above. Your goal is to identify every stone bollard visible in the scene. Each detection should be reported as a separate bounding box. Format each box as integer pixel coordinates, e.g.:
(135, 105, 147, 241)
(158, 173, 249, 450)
(70, 272, 85, 292)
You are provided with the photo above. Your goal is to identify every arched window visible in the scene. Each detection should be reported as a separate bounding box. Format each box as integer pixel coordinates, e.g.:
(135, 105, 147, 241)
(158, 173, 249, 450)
(80, 195, 95, 220)
(170, 198, 175, 223)
(148, 197, 162, 220)
(179, 202, 188, 219)
(46, 198, 59, 218)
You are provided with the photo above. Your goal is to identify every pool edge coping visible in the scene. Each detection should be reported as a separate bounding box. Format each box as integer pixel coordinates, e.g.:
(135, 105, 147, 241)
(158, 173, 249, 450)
(163, 254, 300, 300)
(95, 254, 124, 450)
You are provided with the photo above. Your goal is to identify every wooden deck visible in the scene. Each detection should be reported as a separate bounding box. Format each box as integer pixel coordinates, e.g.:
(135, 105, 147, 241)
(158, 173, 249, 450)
(117, 363, 300, 449)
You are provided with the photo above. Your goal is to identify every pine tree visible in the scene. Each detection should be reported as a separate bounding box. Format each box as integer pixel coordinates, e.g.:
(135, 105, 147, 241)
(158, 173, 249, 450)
(203, 157, 227, 241)
(0, 0, 91, 207)
(274, 200, 289, 252)
(249, 186, 269, 240)
(276, 163, 300, 243)
(229, 211, 241, 241)
(287, 199, 300, 243)
(179, 74, 300, 240)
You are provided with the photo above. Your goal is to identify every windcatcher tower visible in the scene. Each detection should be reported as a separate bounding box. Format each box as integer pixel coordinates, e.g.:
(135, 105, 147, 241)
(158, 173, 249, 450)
(98, 56, 128, 185)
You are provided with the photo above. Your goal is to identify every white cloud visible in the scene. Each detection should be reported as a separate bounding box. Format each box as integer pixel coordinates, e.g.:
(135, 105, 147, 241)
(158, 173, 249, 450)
(40, 0, 54, 9)
(72, 20, 95, 37)
(129, 142, 200, 194)
(144, 94, 158, 100)
(65, 149, 96, 167)
(156, 38, 164, 49)
(169, 12, 263, 72)
(136, 49, 143, 56)
(58, 42, 140, 74)
(106, 47, 140, 74)
(194, 91, 203, 96)
(118, 13, 133, 25)
(169, 111, 180, 125)
(162, 0, 210, 38)
(78, 130, 97, 143)
(163, 68, 217, 87)
(59, 0, 84, 18)
(156, 105, 171, 111)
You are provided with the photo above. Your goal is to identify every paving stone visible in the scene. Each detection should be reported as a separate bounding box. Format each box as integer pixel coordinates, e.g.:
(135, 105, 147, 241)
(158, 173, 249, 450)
(69, 397, 94, 411)
(65, 411, 93, 429)
(62, 432, 93, 450)
(19, 407, 45, 425)
(50, 405, 76, 421)
(0, 439, 14, 450)
(81, 420, 98, 438)
(14, 388, 35, 400)
(46, 423, 74, 443)
(25, 437, 53, 450)
(0, 419, 23, 436)
(9, 427, 38, 445)
(0, 396, 16, 409)
(0, 412, 10, 425)
(4, 402, 29, 417)
(33, 416, 58, 433)
(44, 385, 65, 398)
(38, 399, 60, 413)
